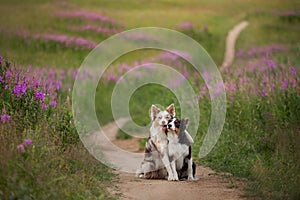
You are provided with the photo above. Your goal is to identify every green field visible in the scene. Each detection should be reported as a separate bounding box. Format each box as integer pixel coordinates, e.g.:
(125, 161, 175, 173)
(0, 0, 299, 199)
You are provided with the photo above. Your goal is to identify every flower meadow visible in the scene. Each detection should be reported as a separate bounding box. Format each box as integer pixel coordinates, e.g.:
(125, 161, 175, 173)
(10, 7, 125, 51)
(0, 55, 112, 145)
(2, 29, 300, 200)
(0, 1, 299, 199)
(53, 10, 124, 27)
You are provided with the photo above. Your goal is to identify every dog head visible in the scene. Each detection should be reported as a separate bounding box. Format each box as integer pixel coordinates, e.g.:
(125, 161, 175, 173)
(166, 117, 189, 135)
(150, 104, 175, 131)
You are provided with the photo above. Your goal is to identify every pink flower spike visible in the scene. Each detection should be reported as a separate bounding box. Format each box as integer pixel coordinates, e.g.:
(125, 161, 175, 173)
(183, 71, 189, 79)
(24, 139, 32, 146)
(35, 91, 45, 102)
(17, 144, 26, 153)
(50, 100, 57, 107)
(178, 21, 194, 30)
(281, 79, 289, 90)
(290, 67, 297, 76)
(0, 114, 11, 124)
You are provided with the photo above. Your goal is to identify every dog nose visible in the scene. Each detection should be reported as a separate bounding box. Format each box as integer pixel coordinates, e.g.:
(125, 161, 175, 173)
(162, 121, 166, 125)
(168, 124, 172, 128)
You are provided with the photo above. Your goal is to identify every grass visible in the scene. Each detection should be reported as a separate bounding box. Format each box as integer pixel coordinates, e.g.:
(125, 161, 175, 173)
(0, 0, 299, 199)
(0, 123, 115, 199)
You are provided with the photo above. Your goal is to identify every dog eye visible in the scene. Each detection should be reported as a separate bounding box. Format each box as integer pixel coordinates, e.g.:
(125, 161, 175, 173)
(158, 116, 162, 119)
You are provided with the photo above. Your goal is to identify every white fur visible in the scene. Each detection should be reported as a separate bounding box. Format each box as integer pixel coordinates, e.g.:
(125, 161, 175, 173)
(149, 104, 177, 181)
(167, 118, 195, 180)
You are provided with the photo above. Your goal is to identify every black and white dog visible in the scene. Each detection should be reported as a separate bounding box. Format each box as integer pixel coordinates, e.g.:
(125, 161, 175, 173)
(166, 117, 196, 180)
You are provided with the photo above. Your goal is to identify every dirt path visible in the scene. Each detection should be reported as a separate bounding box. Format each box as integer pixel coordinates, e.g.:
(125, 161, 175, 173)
(103, 22, 249, 199)
(220, 21, 249, 70)
(103, 119, 245, 200)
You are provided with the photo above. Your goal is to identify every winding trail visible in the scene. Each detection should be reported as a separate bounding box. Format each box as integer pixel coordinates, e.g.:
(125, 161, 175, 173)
(221, 21, 249, 70)
(100, 21, 249, 199)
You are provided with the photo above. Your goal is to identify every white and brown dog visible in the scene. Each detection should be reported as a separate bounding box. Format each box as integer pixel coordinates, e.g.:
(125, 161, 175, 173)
(166, 117, 196, 180)
(137, 104, 176, 180)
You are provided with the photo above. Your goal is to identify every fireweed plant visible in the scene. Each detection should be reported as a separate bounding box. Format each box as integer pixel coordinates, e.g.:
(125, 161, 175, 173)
(0, 57, 114, 199)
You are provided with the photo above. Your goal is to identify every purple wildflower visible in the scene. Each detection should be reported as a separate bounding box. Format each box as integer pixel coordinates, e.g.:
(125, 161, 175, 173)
(226, 82, 237, 93)
(266, 59, 276, 69)
(108, 74, 116, 81)
(236, 44, 288, 57)
(236, 71, 242, 77)
(17, 144, 25, 153)
(50, 100, 57, 107)
(178, 21, 194, 30)
(281, 79, 289, 90)
(159, 52, 178, 61)
(260, 88, 268, 97)
(271, 83, 276, 88)
(261, 65, 267, 72)
(175, 78, 183, 87)
(32, 79, 40, 88)
(0, 114, 11, 123)
(12, 83, 27, 97)
(35, 91, 45, 102)
(33, 33, 97, 50)
(0, 75, 3, 83)
(5, 70, 12, 80)
(236, 50, 244, 57)
(70, 25, 122, 35)
(202, 71, 210, 81)
(240, 77, 246, 83)
(0, 55, 3, 63)
(24, 139, 32, 146)
(183, 71, 189, 79)
(214, 82, 225, 96)
(42, 103, 47, 110)
(290, 67, 297, 76)
(200, 85, 207, 98)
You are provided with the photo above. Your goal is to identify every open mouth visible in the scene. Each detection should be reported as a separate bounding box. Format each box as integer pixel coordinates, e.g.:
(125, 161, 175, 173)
(161, 125, 167, 131)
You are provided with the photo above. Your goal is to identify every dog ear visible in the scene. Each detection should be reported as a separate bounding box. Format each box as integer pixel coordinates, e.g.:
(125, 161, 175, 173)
(179, 118, 189, 134)
(150, 105, 161, 121)
(183, 118, 189, 128)
(166, 103, 175, 117)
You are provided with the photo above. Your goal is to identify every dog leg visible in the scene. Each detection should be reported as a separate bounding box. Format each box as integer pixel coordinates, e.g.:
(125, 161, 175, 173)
(187, 157, 194, 180)
(161, 154, 174, 180)
(192, 161, 196, 178)
(171, 161, 179, 181)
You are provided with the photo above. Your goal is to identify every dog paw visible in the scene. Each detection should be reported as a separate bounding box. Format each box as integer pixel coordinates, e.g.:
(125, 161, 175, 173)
(168, 175, 174, 181)
(138, 174, 145, 178)
(187, 176, 195, 181)
(173, 174, 179, 181)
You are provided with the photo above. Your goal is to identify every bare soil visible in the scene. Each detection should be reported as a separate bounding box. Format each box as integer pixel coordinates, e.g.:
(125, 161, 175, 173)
(221, 21, 249, 70)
